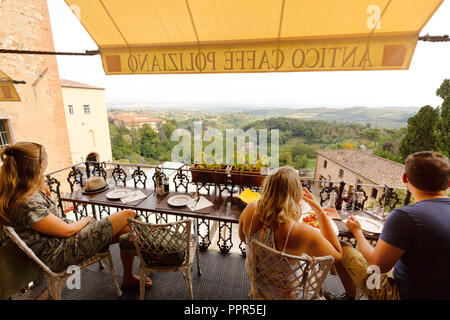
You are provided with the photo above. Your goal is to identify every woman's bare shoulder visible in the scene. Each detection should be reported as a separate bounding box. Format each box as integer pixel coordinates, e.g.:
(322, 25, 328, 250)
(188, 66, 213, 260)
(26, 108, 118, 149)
(286, 221, 321, 247)
(242, 202, 257, 216)
(239, 202, 256, 225)
(239, 202, 260, 240)
(247, 201, 258, 209)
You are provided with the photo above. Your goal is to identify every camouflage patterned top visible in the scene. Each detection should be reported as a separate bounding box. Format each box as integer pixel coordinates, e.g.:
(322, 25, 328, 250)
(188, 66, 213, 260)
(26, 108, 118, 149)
(8, 190, 73, 270)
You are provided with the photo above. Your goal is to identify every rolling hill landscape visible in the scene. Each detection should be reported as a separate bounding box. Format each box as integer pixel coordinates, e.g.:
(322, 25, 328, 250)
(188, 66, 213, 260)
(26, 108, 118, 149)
(108, 106, 420, 129)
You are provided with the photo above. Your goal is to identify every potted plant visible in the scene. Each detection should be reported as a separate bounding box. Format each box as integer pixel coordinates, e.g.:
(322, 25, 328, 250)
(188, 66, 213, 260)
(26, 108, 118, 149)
(190, 155, 268, 187)
(190, 163, 228, 185)
(229, 163, 267, 187)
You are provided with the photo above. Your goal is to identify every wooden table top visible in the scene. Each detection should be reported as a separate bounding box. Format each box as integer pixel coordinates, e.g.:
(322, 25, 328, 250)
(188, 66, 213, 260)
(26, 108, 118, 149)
(60, 186, 382, 239)
(60, 187, 246, 223)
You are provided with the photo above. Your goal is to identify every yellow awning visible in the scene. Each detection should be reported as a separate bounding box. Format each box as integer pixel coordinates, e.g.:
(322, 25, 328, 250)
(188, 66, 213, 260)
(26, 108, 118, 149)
(65, 0, 443, 74)
(0, 71, 20, 102)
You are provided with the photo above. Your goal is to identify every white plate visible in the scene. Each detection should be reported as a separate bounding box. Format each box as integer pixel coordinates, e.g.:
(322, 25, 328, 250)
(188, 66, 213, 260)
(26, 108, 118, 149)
(343, 216, 383, 234)
(300, 214, 339, 235)
(167, 194, 192, 207)
(106, 189, 133, 200)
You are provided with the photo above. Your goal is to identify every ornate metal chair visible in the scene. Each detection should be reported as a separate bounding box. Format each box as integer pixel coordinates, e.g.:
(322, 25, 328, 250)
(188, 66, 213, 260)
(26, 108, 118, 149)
(127, 217, 201, 300)
(2, 226, 122, 300)
(249, 239, 334, 300)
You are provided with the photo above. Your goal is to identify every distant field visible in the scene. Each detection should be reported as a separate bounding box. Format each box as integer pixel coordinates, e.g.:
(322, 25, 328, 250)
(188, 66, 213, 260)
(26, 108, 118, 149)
(256, 106, 416, 129)
(306, 159, 316, 170)
(280, 137, 325, 158)
(284, 137, 323, 146)
(290, 113, 318, 119)
(280, 137, 307, 151)
(369, 122, 407, 129)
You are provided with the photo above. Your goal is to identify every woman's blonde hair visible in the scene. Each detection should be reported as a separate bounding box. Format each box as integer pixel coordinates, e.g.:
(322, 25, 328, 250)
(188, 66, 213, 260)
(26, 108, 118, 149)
(254, 166, 303, 227)
(0, 142, 46, 225)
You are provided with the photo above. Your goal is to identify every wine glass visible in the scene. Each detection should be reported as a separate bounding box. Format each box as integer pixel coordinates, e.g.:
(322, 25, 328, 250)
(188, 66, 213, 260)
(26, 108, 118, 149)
(325, 190, 337, 209)
(189, 188, 199, 207)
(372, 204, 384, 220)
(377, 205, 386, 220)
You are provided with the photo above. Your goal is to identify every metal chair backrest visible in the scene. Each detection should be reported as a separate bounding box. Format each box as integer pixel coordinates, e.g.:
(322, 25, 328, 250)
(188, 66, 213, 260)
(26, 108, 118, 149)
(250, 238, 334, 300)
(127, 217, 192, 268)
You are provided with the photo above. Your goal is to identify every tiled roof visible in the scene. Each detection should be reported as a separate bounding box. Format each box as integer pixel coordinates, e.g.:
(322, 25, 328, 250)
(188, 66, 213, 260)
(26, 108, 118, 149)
(316, 149, 405, 187)
(110, 114, 165, 124)
(60, 79, 104, 90)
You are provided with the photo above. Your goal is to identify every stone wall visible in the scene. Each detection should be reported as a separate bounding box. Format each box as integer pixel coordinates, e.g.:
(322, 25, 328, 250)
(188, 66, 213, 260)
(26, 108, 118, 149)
(0, 0, 73, 173)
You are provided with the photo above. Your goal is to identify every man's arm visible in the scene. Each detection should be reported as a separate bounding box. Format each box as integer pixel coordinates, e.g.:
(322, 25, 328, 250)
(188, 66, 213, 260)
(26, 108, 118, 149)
(353, 228, 405, 273)
(347, 215, 407, 273)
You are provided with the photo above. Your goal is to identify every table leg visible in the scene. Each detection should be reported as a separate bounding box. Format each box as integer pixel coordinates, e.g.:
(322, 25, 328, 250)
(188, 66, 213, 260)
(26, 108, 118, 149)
(239, 240, 247, 256)
(217, 222, 233, 254)
(197, 218, 212, 251)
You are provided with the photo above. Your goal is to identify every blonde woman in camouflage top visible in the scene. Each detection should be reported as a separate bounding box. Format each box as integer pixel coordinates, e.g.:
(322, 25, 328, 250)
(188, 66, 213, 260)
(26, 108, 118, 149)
(0, 142, 152, 289)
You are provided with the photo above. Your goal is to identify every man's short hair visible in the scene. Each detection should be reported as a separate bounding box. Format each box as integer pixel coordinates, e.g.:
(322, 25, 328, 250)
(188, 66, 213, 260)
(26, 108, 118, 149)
(405, 151, 449, 192)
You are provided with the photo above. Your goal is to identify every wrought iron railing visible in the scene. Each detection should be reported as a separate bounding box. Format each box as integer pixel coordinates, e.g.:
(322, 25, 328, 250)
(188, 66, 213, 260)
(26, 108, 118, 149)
(45, 161, 411, 255)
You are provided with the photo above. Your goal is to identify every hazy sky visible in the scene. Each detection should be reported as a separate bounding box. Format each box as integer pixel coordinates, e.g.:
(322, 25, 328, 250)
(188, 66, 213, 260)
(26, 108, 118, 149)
(48, 0, 450, 108)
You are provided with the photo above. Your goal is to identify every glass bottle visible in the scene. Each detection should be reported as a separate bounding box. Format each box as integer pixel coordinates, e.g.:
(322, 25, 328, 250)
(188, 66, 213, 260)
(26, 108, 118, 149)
(355, 189, 364, 211)
(340, 188, 348, 214)
(163, 177, 170, 194)
(155, 168, 163, 195)
(335, 182, 345, 211)
(346, 185, 355, 211)
(155, 168, 161, 188)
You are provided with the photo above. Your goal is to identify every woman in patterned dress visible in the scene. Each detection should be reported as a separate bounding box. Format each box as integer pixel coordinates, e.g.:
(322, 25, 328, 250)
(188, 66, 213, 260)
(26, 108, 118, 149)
(0, 142, 151, 289)
(238, 166, 342, 299)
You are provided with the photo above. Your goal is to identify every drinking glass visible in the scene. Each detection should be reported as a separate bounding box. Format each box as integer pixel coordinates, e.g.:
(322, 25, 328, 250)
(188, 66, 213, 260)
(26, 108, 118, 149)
(340, 202, 348, 217)
(377, 205, 386, 220)
(189, 189, 199, 205)
(373, 205, 385, 220)
(325, 190, 337, 209)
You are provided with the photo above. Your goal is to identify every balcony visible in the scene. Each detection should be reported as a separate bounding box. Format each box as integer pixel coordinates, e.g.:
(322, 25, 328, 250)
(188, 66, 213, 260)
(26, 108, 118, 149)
(8, 161, 411, 300)
(13, 242, 350, 300)
(45, 161, 411, 251)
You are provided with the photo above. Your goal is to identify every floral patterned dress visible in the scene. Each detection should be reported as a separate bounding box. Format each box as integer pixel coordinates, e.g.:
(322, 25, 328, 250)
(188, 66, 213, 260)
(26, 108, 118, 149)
(9, 190, 113, 272)
(245, 213, 315, 300)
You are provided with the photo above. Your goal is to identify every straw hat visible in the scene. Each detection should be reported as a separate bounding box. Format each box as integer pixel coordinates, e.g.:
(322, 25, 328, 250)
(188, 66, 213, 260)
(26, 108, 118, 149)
(82, 176, 109, 194)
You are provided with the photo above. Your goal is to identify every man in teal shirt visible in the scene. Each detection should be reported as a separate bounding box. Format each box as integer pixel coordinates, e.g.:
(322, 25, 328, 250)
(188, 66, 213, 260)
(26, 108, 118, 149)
(328, 151, 450, 300)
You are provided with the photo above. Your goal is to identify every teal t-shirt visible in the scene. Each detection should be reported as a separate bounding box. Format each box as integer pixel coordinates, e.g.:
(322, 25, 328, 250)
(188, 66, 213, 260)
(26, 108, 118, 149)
(380, 198, 450, 300)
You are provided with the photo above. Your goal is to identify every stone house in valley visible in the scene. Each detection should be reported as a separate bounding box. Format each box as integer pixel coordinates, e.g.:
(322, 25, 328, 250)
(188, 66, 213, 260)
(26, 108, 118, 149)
(314, 149, 405, 203)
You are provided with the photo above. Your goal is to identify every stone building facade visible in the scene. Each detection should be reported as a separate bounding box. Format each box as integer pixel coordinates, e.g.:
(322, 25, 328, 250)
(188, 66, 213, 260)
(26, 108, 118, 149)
(61, 79, 112, 165)
(314, 149, 405, 202)
(109, 113, 166, 132)
(0, 0, 72, 173)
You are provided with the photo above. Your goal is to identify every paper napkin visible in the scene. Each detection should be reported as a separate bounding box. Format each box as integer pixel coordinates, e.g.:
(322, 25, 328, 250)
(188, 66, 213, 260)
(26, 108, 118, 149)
(187, 196, 213, 211)
(121, 190, 147, 204)
(238, 188, 261, 205)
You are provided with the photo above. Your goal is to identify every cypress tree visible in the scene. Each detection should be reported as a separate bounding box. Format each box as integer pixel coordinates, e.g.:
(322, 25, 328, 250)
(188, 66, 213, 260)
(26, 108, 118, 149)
(399, 105, 439, 161)
(436, 79, 450, 157)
